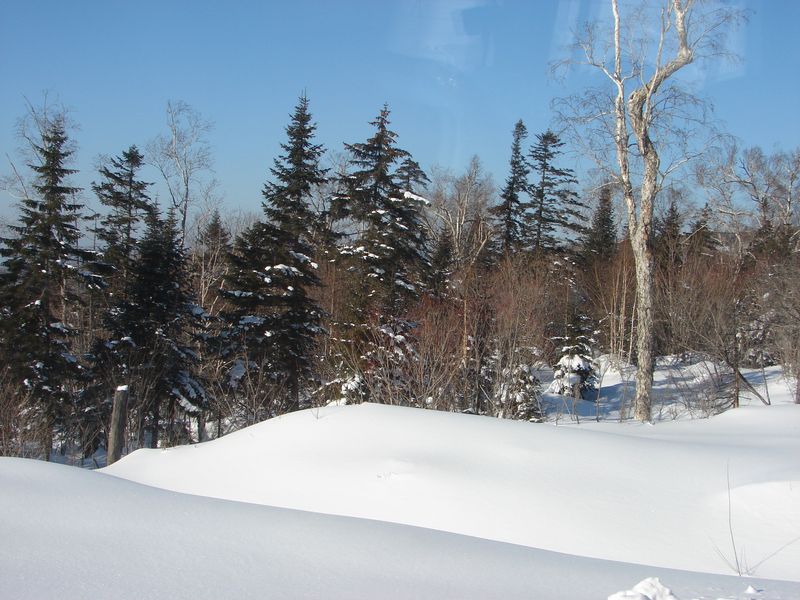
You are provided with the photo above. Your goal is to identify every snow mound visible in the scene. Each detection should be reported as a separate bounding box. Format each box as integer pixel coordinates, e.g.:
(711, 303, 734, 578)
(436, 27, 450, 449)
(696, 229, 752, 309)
(3, 458, 799, 600)
(608, 577, 679, 600)
(105, 402, 800, 581)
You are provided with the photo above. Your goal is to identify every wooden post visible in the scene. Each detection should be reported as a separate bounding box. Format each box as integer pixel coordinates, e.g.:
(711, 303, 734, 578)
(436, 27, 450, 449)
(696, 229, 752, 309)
(107, 385, 129, 465)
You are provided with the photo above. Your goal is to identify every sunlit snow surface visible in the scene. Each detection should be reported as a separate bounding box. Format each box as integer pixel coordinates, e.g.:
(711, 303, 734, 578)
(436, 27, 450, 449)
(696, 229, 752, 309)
(104, 402, 800, 583)
(2, 372, 799, 599)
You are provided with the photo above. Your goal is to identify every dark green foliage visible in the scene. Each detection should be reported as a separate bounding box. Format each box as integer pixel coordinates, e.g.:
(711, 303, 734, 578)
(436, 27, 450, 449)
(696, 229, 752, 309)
(655, 197, 684, 268)
(197, 210, 231, 263)
(489, 120, 529, 256)
(581, 182, 617, 263)
(220, 94, 326, 412)
(107, 209, 206, 447)
(338, 104, 429, 316)
(527, 130, 585, 254)
(92, 145, 153, 292)
(428, 228, 455, 298)
(550, 306, 597, 400)
(685, 204, 718, 257)
(0, 116, 87, 455)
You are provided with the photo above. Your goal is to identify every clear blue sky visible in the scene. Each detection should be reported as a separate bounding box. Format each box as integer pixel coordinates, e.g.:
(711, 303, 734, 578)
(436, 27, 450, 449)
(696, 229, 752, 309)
(1, 0, 798, 221)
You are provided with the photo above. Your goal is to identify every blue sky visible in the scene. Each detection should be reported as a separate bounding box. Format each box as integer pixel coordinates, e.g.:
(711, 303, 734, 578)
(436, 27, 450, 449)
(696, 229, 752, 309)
(1, 0, 798, 221)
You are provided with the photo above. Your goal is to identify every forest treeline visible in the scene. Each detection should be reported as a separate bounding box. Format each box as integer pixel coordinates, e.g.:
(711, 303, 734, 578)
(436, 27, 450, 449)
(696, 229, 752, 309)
(0, 94, 798, 462)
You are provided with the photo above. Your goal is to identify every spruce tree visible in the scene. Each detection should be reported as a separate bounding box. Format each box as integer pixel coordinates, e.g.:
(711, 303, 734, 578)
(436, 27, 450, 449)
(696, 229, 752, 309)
(334, 105, 429, 403)
(338, 104, 429, 316)
(549, 306, 597, 401)
(686, 204, 717, 256)
(428, 228, 455, 298)
(489, 120, 529, 256)
(0, 115, 86, 458)
(221, 94, 326, 413)
(655, 197, 684, 268)
(111, 208, 206, 447)
(527, 130, 584, 254)
(92, 145, 153, 292)
(194, 209, 231, 314)
(581, 182, 617, 263)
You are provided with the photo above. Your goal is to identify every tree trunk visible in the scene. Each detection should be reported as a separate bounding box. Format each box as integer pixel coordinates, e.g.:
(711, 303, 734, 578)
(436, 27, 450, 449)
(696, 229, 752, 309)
(631, 230, 655, 421)
(107, 386, 129, 465)
(150, 401, 160, 449)
(196, 410, 206, 443)
(795, 370, 800, 404)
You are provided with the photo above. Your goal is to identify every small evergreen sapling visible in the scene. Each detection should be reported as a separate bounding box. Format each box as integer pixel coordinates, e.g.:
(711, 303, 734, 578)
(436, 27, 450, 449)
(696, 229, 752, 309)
(549, 312, 597, 400)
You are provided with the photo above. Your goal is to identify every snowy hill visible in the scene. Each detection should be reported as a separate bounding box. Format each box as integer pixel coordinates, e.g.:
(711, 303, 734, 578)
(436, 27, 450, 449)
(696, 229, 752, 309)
(2, 456, 798, 600)
(103, 402, 800, 583)
(3, 372, 800, 600)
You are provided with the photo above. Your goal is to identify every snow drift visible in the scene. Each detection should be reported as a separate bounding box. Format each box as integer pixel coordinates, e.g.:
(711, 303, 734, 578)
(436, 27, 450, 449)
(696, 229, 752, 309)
(2, 457, 799, 600)
(104, 402, 800, 582)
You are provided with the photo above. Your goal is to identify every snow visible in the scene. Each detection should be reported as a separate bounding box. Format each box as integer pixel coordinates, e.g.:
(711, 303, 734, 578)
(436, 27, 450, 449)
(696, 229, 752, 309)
(2, 457, 799, 600)
(103, 402, 800, 583)
(265, 263, 301, 276)
(3, 359, 800, 598)
(608, 577, 679, 600)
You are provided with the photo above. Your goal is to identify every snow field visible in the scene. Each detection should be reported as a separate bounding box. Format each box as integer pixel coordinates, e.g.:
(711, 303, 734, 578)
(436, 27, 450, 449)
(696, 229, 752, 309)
(104, 402, 800, 582)
(2, 457, 799, 600)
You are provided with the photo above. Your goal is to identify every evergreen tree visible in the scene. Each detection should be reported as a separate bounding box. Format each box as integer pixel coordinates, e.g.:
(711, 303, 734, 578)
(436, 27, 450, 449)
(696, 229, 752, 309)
(193, 208, 231, 314)
(110, 208, 206, 447)
(220, 94, 326, 412)
(581, 182, 617, 263)
(92, 145, 153, 292)
(333, 105, 429, 403)
(549, 307, 597, 400)
(428, 228, 455, 298)
(489, 120, 529, 256)
(0, 115, 87, 458)
(685, 204, 717, 257)
(654, 197, 684, 268)
(527, 130, 585, 254)
(338, 104, 429, 316)
(489, 346, 543, 422)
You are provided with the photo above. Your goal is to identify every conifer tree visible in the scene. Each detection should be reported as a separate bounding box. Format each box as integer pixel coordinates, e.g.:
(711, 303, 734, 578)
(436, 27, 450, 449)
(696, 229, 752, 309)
(221, 94, 326, 412)
(428, 228, 455, 298)
(338, 104, 429, 316)
(0, 114, 87, 458)
(581, 182, 617, 263)
(193, 209, 231, 315)
(92, 145, 153, 292)
(333, 105, 429, 403)
(110, 208, 206, 447)
(489, 120, 529, 256)
(655, 197, 684, 268)
(527, 130, 585, 254)
(685, 204, 717, 257)
(549, 306, 597, 401)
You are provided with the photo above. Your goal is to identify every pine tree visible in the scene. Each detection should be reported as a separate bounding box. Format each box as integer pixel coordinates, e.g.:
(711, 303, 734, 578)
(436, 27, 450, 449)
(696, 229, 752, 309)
(333, 105, 429, 403)
(489, 120, 529, 256)
(527, 130, 584, 254)
(581, 182, 617, 263)
(338, 104, 429, 317)
(220, 94, 326, 413)
(685, 204, 717, 257)
(428, 228, 455, 298)
(111, 208, 206, 447)
(655, 197, 684, 268)
(194, 209, 231, 315)
(92, 145, 153, 292)
(549, 306, 597, 401)
(0, 115, 87, 458)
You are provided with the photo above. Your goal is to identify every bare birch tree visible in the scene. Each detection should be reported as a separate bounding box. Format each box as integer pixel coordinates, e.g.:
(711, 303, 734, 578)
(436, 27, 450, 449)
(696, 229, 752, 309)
(147, 100, 214, 244)
(555, 0, 744, 420)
